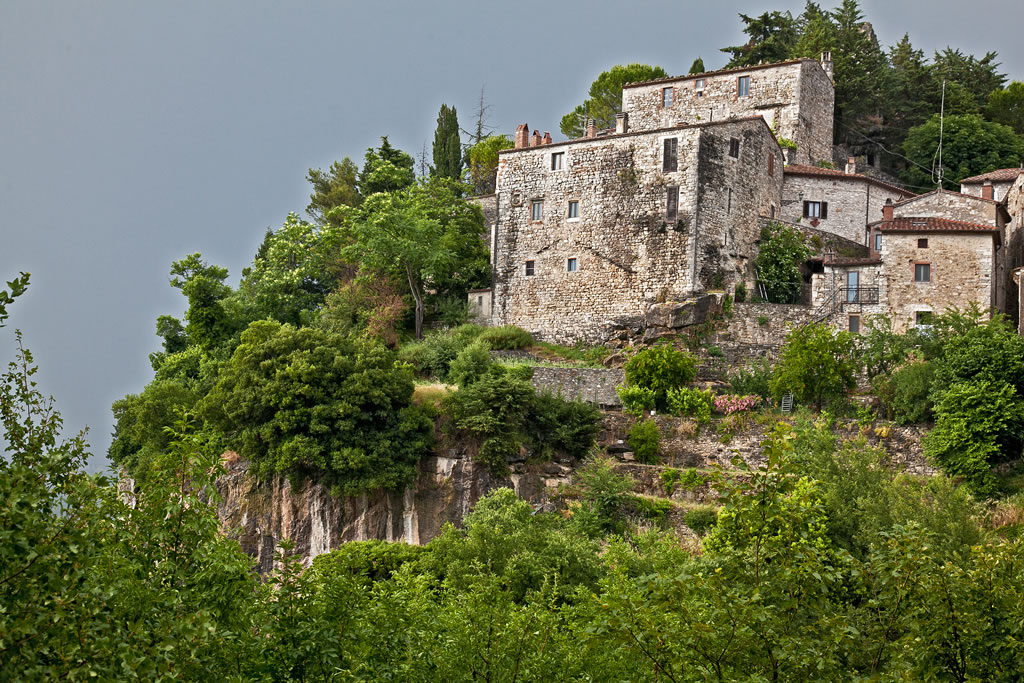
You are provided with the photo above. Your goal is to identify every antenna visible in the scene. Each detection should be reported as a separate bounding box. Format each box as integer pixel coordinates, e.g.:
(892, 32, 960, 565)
(934, 79, 946, 188)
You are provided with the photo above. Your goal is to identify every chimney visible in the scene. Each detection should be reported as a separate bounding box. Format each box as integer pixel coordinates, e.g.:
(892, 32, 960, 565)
(615, 112, 628, 134)
(982, 180, 994, 200)
(514, 124, 529, 150)
(882, 198, 894, 221)
(820, 51, 834, 82)
(845, 156, 856, 174)
(585, 118, 597, 139)
(542, 132, 552, 145)
(530, 129, 542, 147)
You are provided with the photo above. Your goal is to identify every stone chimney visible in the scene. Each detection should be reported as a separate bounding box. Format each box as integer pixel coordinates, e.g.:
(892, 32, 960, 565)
(820, 51, 834, 82)
(882, 198, 894, 221)
(615, 112, 628, 135)
(514, 124, 529, 150)
(585, 118, 597, 139)
(845, 156, 856, 174)
(542, 132, 552, 145)
(530, 129, 542, 147)
(982, 180, 994, 200)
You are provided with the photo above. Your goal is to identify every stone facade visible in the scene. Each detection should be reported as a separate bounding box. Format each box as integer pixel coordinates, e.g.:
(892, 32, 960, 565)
(467, 288, 492, 321)
(493, 117, 783, 343)
(530, 366, 625, 408)
(621, 58, 835, 166)
(894, 189, 1006, 227)
(1002, 175, 1024, 328)
(960, 168, 1024, 203)
(781, 166, 913, 245)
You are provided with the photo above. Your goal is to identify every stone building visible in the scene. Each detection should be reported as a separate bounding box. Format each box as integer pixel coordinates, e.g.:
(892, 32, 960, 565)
(781, 160, 914, 245)
(1003, 173, 1024, 331)
(621, 57, 835, 166)
(960, 168, 1024, 203)
(491, 116, 783, 342)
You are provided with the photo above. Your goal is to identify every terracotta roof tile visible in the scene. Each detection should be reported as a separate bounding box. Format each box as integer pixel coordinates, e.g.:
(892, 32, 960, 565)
(783, 164, 913, 196)
(877, 217, 999, 234)
(959, 168, 1024, 184)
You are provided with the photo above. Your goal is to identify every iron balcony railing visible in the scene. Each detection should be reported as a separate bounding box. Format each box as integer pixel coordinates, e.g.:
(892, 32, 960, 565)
(840, 286, 879, 305)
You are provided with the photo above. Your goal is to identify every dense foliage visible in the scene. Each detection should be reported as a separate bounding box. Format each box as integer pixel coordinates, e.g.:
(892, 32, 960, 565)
(771, 321, 857, 409)
(754, 221, 811, 304)
(559, 63, 668, 138)
(622, 343, 697, 410)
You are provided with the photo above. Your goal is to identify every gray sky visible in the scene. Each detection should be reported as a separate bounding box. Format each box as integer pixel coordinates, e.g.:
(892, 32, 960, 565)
(2, 0, 1022, 472)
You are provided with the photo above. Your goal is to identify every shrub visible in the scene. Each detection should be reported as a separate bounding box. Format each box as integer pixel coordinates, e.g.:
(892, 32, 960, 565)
(858, 315, 912, 380)
(875, 360, 935, 424)
(572, 456, 635, 533)
(923, 380, 1024, 496)
(712, 394, 760, 415)
(771, 322, 857, 409)
(477, 325, 534, 350)
(628, 419, 661, 464)
(308, 540, 426, 585)
(666, 387, 713, 423)
(623, 344, 697, 410)
(684, 506, 719, 536)
(706, 345, 724, 358)
(728, 359, 773, 398)
(660, 468, 682, 494)
(734, 281, 747, 303)
(616, 385, 656, 416)
(398, 327, 480, 381)
(526, 389, 603, 461)
(634, 496, 672, 525)
(721, 295, 733, 316)
(433, 295, 470, 328)
(678, 468, 705, 490)
(447, 340, 492, 388)
(754, 221, 811, 304)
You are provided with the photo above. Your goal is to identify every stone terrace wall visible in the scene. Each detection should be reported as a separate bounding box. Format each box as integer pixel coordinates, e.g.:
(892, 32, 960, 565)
(530, 366, 625, 408)
(721, 302, 821, 346)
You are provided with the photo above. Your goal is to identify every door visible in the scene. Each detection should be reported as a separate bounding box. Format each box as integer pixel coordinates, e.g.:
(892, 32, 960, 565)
(846, 271, 859, 303)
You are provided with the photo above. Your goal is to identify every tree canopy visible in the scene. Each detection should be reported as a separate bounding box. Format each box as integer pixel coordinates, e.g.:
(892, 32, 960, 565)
(560, 63, 668, 138)
(431, 103, 463, 181)
(902, 114, 1024, 190)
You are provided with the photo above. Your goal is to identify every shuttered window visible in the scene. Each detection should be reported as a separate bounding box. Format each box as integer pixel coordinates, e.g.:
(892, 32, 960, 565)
(666, 186, 678, 221)
(663, 138, 678, 172)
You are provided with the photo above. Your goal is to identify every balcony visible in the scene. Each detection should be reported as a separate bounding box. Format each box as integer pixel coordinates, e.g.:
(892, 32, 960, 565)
(841, 286, 879, 306)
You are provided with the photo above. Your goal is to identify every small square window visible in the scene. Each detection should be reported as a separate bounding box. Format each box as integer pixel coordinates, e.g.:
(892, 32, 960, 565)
(525, 260, 535, 276)
(803, 201, 828, 219)
(918, 238, 928, 248)
(477, 296, 483, 306)
(914, 263, 931, 282)
(662, 87, 673, 107)
(531, 200, 543, 221)
(567, 258, 578, 273)
(729, 138, 740, 158)
(551, 152, 564, 171)
(848, 315, 860, 334)
(737, 75, 750, 97)
(694, 78, 705, 91)
(567, 201, 579, 219)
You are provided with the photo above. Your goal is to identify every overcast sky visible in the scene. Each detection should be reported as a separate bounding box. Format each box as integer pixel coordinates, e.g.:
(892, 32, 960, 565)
(2, 0, 1022, 472)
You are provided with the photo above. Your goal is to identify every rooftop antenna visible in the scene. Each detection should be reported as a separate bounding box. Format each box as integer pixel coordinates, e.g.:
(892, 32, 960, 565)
(933, 79, 946, 189)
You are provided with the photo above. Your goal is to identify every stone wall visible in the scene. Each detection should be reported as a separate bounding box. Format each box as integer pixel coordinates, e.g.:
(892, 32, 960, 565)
(781, 173, 908, 245)
(621, 59, 834, 165)
(530, 366, 625, 407)
(492, 118, 781, 343)
(719, 301, 821, 346)
(895, 190, 1003, 227)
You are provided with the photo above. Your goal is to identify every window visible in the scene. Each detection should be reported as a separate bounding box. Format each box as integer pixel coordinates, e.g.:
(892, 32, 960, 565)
(846, 271, 859, 303)
(848, 315, 860, 333)
(525, 260, 535, 276)
(769, 204, 776, 219)
(802, 201, 828, 219)
(551, 152, 564, 171)
(916, 311, 934, 327)
(531, 200, 543, 221)
(874, 233, 882, 252)
(663, 137, 678, 172)
(567, 257, 578, 272)
(867, 153, 875, 167)
(768, 153, 774, 176)
(728, 138, 740, 158)
(694, 78, 705, 91)
(737, 75, 750, 97)
(662, 87, 674, 108)
(567, 200, 579, 219)
(666, 186, 678, 221)
(918, 238, 928, 248)
(914, 263, 931, 282)
(477, 296, 483, 306)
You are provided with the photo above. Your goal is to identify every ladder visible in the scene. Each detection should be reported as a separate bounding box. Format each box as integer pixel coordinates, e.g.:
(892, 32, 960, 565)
(781, 393, 794, 414)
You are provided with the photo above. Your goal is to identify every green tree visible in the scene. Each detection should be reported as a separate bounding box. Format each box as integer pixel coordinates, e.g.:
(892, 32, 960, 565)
(431, 103, 463, 181)
(721, 11, 799, 68)
(622, 344, 697, 411)
(0, 272, 29, 327)
(688, 57, 706, 74)
(306, 157, 362, 224)
(465, 134, 512, 195)
(559, 64, 668, 138)
(829, 0, 889, 143)
(902, 114, 1024, 190)
(771, 322, 857, 408)
(357, 137, 416, 196)
(932, 48, 1006, 112)
(754, 221, 811, 304)
(167, 253, 235, 351)
(201, 320, 433, 495)
(986, 81, 1024, 135)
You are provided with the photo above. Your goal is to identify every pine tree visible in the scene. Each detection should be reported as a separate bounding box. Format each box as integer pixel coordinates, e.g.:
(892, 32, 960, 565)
(720, 11, 798, 68)
(432, 104, 462, 182)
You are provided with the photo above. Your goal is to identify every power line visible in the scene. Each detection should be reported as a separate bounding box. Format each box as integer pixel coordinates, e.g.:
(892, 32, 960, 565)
(833, 119, 935, 177)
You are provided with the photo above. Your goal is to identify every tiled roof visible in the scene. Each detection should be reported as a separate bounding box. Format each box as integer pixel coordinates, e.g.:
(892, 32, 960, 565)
(959, 168, 1024, 184)
(894, 187, 1000, 206)
(821, 256, 882, 266)
(622, 58, 815, 89)
(784, 164, 913, 196)
(877, 217, 1000, 235)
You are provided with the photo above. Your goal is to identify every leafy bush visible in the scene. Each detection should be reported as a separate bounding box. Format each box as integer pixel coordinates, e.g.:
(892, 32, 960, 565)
(666, 387, 713, 423)
(628, 419, 661, 464)
(933, 314, 1024, 394)
(771, 322, 857, 409)
(526, 389, 603, 461)
(923, 380, 1024, 496)
(660, 468, 681, 494)
(308, 540, 426, 585)
(477, 325, 534, 350)
(634, 496, 672, 525)
(683, 506, 719, 536)
(754, 222, 811, 304)
(721, 295, 733, 316)
(875, 360, 935, 424)
(712, 394, 760, 415)
(858, 315, 912, 380)
(571, 456, 636, 534)
(678, 468, 705, 491)
(398, 330, 471, 381)
(734, 281, 747, 303)
(623, 344, 697, 410)
(728, 359, 773, 398)
(616, 385, 656, 416)
(433, 295, 470, 328)
(447, 340, 492, 388)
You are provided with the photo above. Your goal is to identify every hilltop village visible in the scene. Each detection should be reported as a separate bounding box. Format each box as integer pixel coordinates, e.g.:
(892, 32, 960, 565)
(468, 53, 1024, 343)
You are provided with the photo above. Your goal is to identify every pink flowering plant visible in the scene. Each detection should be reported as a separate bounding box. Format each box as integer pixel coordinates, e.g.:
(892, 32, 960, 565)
(712, 394, 761, 415)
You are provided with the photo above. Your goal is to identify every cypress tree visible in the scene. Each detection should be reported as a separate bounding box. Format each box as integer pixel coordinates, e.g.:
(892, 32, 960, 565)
(689, 57, 706, 74)
(432, 104, 463, 181)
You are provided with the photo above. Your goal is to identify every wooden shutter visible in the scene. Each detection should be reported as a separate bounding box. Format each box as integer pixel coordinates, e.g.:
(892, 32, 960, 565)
(663, 138, 678, 172)
(802, 201, 810, 218)
(666, 187, 678, 220)
(821, 202, 829, 219)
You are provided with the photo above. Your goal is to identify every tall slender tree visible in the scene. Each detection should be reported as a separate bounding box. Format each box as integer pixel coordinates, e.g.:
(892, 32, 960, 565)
(432, 104, 463, 182)
(689, 57, 706, 74)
